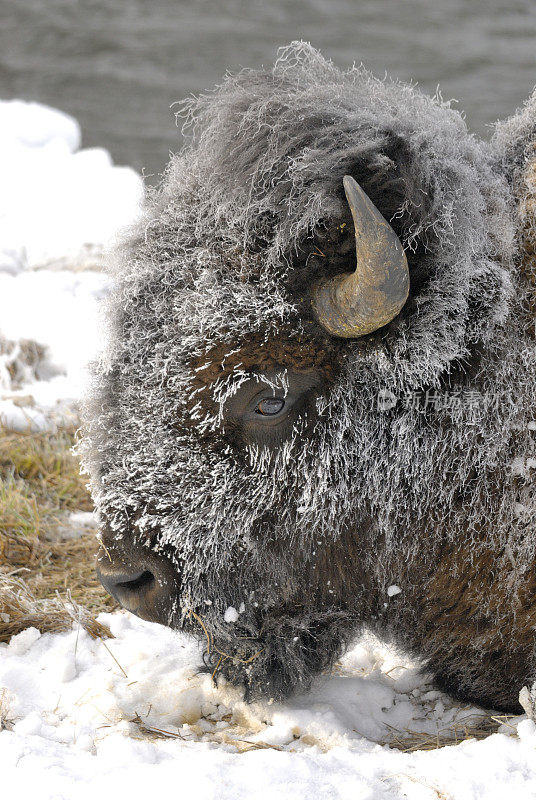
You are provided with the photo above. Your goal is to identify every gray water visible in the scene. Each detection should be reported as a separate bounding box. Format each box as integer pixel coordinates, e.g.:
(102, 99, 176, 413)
(1, 0, 535, 180)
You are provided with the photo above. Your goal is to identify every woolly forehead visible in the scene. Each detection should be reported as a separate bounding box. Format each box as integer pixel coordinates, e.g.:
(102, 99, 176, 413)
(171, 270, 299, 346)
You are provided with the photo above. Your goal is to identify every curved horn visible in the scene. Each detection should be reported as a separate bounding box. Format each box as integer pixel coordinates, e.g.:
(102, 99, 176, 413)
(311, 176, 409, 338)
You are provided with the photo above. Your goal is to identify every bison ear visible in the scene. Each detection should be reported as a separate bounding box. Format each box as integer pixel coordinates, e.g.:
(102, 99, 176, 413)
(310, 176, 409, 338)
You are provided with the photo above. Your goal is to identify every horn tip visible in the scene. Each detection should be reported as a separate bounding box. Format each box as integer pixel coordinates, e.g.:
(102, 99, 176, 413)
(342, 174, 366, 207)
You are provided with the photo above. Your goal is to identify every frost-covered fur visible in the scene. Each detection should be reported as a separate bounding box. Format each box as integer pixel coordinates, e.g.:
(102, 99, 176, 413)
(82, 44, 536, 710)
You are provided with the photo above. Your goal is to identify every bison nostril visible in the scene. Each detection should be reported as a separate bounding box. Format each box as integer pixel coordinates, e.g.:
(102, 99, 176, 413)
(97, 566, 158, 613)
(96, 546, 179, 625)
(115, 570, 155, 594)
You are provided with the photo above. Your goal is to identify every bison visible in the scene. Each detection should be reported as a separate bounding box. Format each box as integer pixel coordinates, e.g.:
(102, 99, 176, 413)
(82, 43, 536, 714)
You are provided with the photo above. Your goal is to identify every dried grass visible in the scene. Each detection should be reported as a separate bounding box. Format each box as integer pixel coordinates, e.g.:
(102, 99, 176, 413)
(127, 706, 513, 754)
(0, 572, 111, 642)
(0, 425, 114, 641)
(127, 711, 287, 752)
(0, 425, 89, 560)
(0, 687, 14, 731)
(0, 424, 91, 511)
(382, 713, 517, 752)
(22, 533, 118, 615)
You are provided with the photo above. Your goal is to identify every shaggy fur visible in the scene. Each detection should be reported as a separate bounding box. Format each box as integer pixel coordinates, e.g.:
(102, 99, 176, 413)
(82, 43, 536, 711)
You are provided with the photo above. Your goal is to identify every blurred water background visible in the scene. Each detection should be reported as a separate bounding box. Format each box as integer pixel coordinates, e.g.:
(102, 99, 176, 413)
(1, 0, 535, 181)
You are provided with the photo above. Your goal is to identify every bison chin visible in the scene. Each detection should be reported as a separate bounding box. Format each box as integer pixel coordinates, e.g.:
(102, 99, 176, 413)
(192, 605, 358, 702)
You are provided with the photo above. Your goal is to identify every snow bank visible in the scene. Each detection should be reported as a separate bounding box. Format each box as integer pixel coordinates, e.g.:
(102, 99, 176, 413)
(0, 100, 143, 274)
(0, 614, 535, 800)
(0, 99, 143, 429)
(0, 269, 109, 430)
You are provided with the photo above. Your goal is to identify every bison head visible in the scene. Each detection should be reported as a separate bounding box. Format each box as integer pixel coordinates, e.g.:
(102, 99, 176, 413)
(82, 43, 534, 701)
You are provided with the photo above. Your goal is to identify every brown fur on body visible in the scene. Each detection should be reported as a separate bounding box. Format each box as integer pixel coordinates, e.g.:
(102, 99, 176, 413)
(410, 145, 536, 708)
(300, 522, 536, 713)
(410, 552, 536, 713)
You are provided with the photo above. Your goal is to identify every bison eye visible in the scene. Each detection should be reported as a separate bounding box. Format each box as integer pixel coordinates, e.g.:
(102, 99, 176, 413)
(224, 369, 321, 438)
(255, 397, 285, 416)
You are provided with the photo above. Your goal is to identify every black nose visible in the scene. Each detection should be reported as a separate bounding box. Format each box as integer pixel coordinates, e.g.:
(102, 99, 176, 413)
(98, 567, 155, 609)
(97, 539, 180, 625)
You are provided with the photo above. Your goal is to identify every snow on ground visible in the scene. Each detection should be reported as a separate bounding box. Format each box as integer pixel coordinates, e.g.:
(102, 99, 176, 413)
(0, 99, 139, 431)
(1, 100, 536, 798)
(0, 268, 109, 430)
(0, 100, 143, 274)
(0, 613, 535, 800)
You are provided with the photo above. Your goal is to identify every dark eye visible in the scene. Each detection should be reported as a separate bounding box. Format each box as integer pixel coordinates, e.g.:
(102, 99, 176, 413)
(255, 397, 285, 416)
